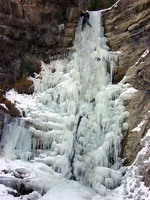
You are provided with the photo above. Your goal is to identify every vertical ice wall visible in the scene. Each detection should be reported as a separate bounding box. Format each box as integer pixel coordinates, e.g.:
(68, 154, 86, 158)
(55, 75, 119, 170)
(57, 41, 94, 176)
(1, 11, 128, 195)
(1, 116, 31, 160)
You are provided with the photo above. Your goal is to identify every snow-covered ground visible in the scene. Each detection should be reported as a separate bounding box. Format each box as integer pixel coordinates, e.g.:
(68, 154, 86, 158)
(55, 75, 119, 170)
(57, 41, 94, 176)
(0, 126, 149, 200)
(0, 140, 150, 200)
(0, 10, 149, 200)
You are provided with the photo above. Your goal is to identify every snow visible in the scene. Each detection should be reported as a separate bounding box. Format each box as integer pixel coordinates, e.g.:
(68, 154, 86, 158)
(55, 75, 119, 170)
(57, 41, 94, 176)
(134, 48, 149, 66)
(40, 180, 95, 200)
(120, 86, 138, 101)
(101, 0, 121, 12)
(141, 49, 149, 58)
(131, 120, 145, 133)
(0, 9, 149, 200)
(0, 184, 18, 200)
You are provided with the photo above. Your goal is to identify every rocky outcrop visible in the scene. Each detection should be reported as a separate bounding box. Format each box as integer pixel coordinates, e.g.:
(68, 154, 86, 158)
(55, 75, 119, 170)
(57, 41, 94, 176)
(122, 90, 150, 164)
(0, 0, 80, 91)
(103, 0, 150, 170)
(0, 89, 22, 117)
(103, 0, 150, 83)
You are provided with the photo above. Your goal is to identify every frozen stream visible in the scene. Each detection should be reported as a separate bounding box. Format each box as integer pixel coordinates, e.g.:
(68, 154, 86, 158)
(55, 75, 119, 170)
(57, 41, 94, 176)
(0, 11, 130, 198)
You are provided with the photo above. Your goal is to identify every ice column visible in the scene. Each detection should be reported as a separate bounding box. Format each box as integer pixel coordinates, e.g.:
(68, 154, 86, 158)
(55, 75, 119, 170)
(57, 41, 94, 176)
(70, 11, 127, 194)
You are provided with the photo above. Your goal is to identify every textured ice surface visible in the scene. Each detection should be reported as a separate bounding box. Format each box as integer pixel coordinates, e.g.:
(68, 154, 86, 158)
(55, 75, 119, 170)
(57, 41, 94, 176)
(1, 11, 129, 196)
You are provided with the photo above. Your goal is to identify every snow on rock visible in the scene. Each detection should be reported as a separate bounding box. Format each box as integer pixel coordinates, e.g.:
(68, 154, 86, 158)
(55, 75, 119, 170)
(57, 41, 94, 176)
(0, 184, 19, 200)
(122, 129, 150, 200)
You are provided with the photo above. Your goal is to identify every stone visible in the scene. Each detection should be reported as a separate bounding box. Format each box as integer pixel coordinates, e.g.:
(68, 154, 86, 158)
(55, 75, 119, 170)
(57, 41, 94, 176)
(0, 0, 79, 92)
(103, 0, 150, 83)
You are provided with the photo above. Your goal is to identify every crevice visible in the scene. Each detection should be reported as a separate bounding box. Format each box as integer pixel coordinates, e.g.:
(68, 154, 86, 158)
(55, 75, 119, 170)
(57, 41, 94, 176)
(70, 115, 83, 180)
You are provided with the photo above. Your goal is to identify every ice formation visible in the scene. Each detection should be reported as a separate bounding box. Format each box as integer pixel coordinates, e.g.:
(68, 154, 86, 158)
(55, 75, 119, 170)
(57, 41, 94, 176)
(1, 11, 128, 195)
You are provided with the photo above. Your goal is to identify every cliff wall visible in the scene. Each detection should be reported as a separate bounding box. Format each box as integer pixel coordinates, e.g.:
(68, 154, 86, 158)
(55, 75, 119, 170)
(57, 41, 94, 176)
(0, 0, 79, 91)
(103, 0, 150, 186)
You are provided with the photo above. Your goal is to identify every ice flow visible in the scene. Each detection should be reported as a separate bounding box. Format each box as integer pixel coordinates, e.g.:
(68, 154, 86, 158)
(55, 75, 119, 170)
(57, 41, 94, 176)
(1, 11, 128, 194)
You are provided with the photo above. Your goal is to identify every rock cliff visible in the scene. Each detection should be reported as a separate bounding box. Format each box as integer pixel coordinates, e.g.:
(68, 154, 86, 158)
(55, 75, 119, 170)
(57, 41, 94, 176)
(103, 0, 150, 186)
(0, 0, 80, 91)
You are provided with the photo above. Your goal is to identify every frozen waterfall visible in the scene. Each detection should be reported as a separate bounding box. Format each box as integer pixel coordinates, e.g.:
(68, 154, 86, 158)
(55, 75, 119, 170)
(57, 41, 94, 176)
(1, 11, 128, 195)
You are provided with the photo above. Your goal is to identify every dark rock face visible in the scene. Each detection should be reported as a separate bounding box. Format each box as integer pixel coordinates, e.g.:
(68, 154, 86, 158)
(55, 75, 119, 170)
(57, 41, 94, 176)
(103, 0, 150, 175)
(0, 0, 79, 91)
(103, 0, 150, 83)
